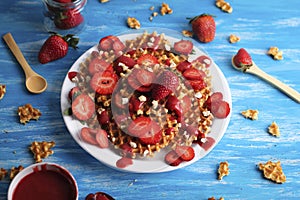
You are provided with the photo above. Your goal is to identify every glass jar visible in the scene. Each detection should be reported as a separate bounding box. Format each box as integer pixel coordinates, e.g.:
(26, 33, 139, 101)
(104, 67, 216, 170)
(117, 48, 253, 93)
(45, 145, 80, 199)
(43, 0, 87, 34)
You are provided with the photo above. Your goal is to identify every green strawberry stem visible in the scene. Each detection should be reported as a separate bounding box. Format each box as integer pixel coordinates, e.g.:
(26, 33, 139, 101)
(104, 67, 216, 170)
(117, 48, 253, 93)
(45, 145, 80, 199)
(187, 13, 216, 24)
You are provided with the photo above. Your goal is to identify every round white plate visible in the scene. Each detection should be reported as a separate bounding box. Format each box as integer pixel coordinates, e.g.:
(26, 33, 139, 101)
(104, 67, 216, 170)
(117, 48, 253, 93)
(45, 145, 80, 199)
(61, 28, 232, 173)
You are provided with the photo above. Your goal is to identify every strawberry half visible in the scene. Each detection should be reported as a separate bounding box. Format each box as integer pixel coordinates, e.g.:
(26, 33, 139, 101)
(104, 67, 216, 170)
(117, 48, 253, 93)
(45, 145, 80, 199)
(136, 68, 155, 87)
(182, 68, 206, 81)
(90, 71, 118, 95)
(114, 55, 136, 75)
(165, 150, 183, 166)
(72, 94, 95, 121)
(137, 54, 158, 66)
(233, 48, 253, 69)
(98, 35, 115, 51)
(127, 117, 151, 137)
(173, 40, 193, 55)
(127, 69, 152, 92)
(88, 57, 112, 75)
(138, 120, 162, 145)
(175, 145, 195, 161)
(176, 60, 192, 73)
(211, 100, 230, 119)
(193, 55, 212, 68)
(95, 129, 109, 148)
(204, 92, 223, 110)
(80, 127, 98, 145)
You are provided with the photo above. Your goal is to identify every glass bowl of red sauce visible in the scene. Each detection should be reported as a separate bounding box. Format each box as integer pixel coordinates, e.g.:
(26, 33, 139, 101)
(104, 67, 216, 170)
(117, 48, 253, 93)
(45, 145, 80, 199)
(8, 162, 78, 200)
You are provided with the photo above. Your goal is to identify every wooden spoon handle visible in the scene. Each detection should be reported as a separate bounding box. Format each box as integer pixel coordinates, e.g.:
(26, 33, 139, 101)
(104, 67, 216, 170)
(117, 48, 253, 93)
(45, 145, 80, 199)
(2, 32, 35, 78)
(247, 64, 300, 103)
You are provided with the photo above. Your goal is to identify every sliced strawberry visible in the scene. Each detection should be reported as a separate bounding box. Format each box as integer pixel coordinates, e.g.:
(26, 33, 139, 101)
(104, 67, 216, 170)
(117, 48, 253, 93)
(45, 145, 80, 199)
(139, 120, 162, 145)
(193, 55, 212, 68)
(72, 94, 95, 121)
(127, 69, 152, 92)
(80, 127, 98, 145)
(185, 79, 206, 91)
(129, 95, 145, 113)
(120, 143, 134, 158)
(97, 110, 110, 125)
(211, 100, 230, 119)
(137, 54, 158, 66)
(88, 57, 112, 75)
(176, 60, 192, 72)
(175, 145, 195, 161)
(136, 68, 155, 87)
(68, 71, 78, 81)
(90, 71, 118, 95)
(95, 129, 109, 148)
(181, 95, 192, 113)
(113, 92, 127, 109)
(128, 117, 152, 137)
(173, 40, 193, 55)
(114, 55, 136, 75)
(112, 37, 126, 52)
(151, 84, 171, 100)
(98, 35, 115, 51)
(68, 86, 80, 101)
(204, 92, 223, 110)
(165, 150, 183, 166)
(183, 68, 206, 81)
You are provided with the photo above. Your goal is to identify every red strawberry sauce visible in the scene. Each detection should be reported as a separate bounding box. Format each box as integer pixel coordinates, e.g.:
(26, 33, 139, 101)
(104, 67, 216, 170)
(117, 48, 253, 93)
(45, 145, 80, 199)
(12, 165, 77, 200)
(199, 137, 215, 151)
(116, 157, 133, 169)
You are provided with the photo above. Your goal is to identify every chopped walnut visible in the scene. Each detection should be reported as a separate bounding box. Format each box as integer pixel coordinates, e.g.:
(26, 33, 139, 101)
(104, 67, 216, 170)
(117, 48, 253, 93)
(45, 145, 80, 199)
(127, 17, 141, 29)
(215, 0, 233, 13)
(99, 0, 109, 3)
(0, 168, 7, 180)
(182, 30, 193, 37)
(10, 165, 24, 180)
(0, 84, 6, 100)
(268, 122, 280, 137)
(18, 104, 41, 124)
(218, 161, 229, 180)
(268, 47, 283, 60)
(149, 6, 155, 11)
(229, 34, 240, 43)
(29, 141, 55, 163)
(208, 197, 225, 200)
(258, 161, 286, 184)
(241, 109, 259, 120)
(160, 3, 173, 15)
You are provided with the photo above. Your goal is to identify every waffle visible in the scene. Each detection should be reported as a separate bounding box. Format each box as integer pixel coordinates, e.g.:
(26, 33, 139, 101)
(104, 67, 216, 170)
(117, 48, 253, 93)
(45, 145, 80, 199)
(73, 31, 213, 158)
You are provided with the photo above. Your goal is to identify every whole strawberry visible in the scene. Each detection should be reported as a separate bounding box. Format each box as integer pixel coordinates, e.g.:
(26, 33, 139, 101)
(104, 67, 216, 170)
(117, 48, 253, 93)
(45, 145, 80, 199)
(189, 14, 216, 43)
(233, 48, 253, 70)
(54, 9, 84, 30)
(38, 33, 79, 64)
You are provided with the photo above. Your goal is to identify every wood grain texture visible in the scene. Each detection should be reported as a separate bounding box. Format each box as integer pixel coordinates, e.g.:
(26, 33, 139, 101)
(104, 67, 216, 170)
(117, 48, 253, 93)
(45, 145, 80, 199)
(1, 0, 300, 199)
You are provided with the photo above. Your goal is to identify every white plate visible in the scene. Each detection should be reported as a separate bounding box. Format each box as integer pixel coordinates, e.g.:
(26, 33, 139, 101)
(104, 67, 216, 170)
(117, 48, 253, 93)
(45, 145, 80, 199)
(61, 28, 232, 173)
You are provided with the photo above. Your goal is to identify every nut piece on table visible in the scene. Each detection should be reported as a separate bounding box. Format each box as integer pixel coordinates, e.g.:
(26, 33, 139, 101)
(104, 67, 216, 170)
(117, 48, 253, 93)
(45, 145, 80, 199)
(0, 168, 7, 180)
(160, 3, 173, 15)
(208, 197, 225, 200)
(267, 46, 283, 60)
(99, 0, 109, 3)
(218, 161, 230, 180)
(182, 30, 193, 38)
(229, 34, 240, 43)
(0, 84, 6, 100)
(258, 161, 286, 184)
(215, 0, 233, 13)
(268, 121, 280, 137)
(29, 141, 56, 163)
(127, 17, 141, 29)
(18, 104, 42, 124)
(10, 165, 24, 180)
(241, 109, 259, 120)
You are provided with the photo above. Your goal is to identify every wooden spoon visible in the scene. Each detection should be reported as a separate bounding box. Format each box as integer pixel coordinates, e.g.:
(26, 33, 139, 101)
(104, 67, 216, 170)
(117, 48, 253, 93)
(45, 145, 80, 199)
(3, 33, 47, 94)
(231, 56, 300, 103)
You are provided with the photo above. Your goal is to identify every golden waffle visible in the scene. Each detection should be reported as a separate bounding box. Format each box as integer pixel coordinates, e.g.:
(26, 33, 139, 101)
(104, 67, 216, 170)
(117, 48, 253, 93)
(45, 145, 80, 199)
(73, 32, 213, 158)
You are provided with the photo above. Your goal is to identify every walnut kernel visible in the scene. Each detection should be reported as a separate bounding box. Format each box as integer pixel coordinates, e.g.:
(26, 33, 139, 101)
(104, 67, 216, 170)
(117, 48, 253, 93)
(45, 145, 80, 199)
(0, 168, 7, 180)
(160, 3, 173, 15)
(229, 34, 240, 43)
(10, 165, 24, 180)
(18, 104, 41, 124)
(29, 141, 55, 163)
(127, 17, 141, 29)
(258, 161, 286, 184)
(182, 30, 193, 38)
(218, 161, 229, 180)
(241, 109, 259, 120)
(216, 0, 233, 13)
(0, 84, 6, 100)
(268, 122, 280, 137)
(268, 47, 283, 60)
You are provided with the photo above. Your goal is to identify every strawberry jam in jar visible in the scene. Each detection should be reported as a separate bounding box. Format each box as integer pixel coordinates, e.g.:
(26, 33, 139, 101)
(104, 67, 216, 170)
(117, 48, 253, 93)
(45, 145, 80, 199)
(43, 0, 87, 34)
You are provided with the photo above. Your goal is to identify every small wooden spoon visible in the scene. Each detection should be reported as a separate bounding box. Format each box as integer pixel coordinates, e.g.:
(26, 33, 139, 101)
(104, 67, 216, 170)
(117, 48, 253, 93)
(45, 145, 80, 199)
(3, 33, 47, 94)
(231, 56, 300, 103)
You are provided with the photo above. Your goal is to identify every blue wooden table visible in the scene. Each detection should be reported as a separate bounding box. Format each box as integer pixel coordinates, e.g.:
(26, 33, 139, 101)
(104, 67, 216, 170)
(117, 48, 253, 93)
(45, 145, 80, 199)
(1, 0, 300, 199)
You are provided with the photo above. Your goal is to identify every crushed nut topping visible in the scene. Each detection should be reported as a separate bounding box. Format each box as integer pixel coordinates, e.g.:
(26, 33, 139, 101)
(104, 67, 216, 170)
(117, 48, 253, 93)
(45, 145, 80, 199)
(241, 109, 259, 120)
(18, 104, 42, 124)
(182, 30, 193, 37)
(218, 161, 230, 180)
(267, 46, 283, 60)
(229, 34, 240, 43)
(0, 168, 7, 180)
(127, 17, 141, 29)
(10, 165, 24, 180)
(268, 121, 280, 137)
(258, 161, 286, 184)
(160, 3, 173, 15)
(29, 141, 55, 163)
(208, 197, 225, 200)
(0, 84, 6, 100)
(215, 0, 233, 13)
